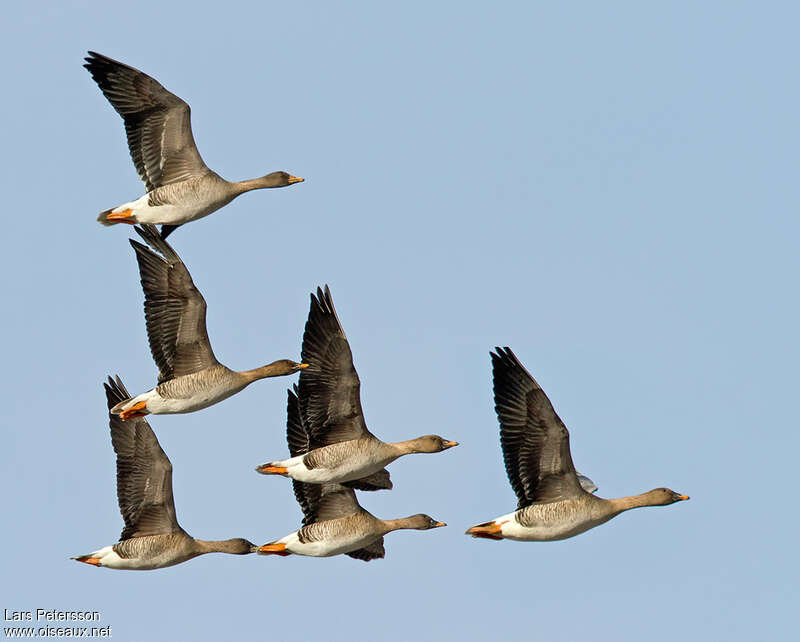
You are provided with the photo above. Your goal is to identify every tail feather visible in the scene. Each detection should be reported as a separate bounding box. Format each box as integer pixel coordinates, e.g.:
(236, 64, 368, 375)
(71, 554, 101, 566)
(255, 463, 288, 475)
(109, 398, 132, 415)
(257, 542, 291, 556)
(465, 521, 504, 540)
(97, 208, 116, 226)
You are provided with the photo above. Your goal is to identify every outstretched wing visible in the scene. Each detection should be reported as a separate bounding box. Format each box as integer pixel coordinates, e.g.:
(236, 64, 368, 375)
(129, 224, 218, 382)
(104, 375, 181, 540)
(285, 386, 321, 525)
(491, 347, 583, 508)
(294, 484, 372, 552)
(84, 51, 210, 192)
(310, 485, 364, 523)
(298, 286, 372, 447)
(285, 387, 387, 524)
(285, 390, 383, 561)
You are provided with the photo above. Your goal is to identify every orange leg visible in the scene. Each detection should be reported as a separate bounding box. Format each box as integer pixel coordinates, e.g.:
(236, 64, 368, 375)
(255, 465, 288, 475)
(119, 401, 148, 421)
(258, 543, 291, 556)
(106, 209, 136, 224)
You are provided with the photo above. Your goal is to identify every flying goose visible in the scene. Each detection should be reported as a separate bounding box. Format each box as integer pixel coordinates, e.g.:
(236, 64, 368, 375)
(466, 348, 688, 542)
(255, 286, 457, 487)
(72, 376, 257, 570)
(257, 389, 446, 560)
(84, 51, 304, 239)
(111, 225, 305, 420)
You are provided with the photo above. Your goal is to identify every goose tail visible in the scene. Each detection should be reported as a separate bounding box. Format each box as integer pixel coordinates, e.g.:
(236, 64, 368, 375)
(465, 521, 504, 540)
(97, 208, 116, 226)
(97, 207, 136, 226)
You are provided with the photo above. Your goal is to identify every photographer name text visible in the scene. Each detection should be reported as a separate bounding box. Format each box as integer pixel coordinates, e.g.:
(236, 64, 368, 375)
(4, 611, 100, 623)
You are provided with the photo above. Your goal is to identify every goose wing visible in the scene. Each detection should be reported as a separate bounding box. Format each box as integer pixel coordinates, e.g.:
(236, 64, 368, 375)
(104, 376, 181, 540)
(285, 386, 322, 525)
(286, 393, 381, 561)
(309, 485, 364, 524)
(346, 538, 386, 562)
(341, 468, 392, 492)
(301, 487, 384, 562)
(84, 51, 210, 192)
(129, 225, 218, 383)
(491, 347, 583, 507)
(298, 286, 373, 447)
(577, 473, 598, 494)
(285, 387, 388, 523)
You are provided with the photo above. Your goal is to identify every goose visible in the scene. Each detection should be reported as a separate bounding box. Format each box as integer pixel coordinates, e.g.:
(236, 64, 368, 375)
(84, 51, 304, 239)
(466, 348, 688, 542)
(255, 285, 457, 488)
(257, 389, 446, 560)
(111, 224, 306, 420)
(72, 376, 257, 570)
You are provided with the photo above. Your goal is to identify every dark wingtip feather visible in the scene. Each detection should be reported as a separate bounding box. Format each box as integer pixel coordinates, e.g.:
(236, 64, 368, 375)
(134, 223, 162, 247)
(159, 224, 182, 240)
(492, 346, 537, 387)
(491, 346, 516, 362)
(83, 51, 118, 82)
(321, 284, 333, 311)
(103, 374, 130, 410)
(285, 386, 309, 458)
(83, 51, 123, 71)
(490, 347, 512, 367)
(131, 224, 180, 264)
(310, 284, 335, 314)
(83, 50, 99, 69)
(128, 237, 147, 252)
(307, 284, 341, 330)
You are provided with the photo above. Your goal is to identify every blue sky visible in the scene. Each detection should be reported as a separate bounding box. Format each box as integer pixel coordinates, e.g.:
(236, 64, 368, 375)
(1, 1, 798, 640)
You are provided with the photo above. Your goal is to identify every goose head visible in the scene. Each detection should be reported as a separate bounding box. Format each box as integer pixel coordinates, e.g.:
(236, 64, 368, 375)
(645, 488, 690, 505)
(260, 171, 304, 188)
(403, 514, 447, 530)
(408, 435, 459, 453)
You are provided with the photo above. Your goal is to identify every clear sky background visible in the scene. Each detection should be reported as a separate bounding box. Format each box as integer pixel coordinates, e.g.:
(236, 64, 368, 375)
(1, 1, 797, 640)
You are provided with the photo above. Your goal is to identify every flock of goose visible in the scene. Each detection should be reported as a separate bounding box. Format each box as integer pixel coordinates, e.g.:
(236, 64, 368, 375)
(73, 52, 688, 570)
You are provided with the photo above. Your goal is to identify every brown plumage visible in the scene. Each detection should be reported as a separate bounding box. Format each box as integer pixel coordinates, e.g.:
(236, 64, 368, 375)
(110, 225, 305, 419)
(255, 286, 457, 487)
(72, 376, 256, 570)
(84, 51, 303, 238)
(465, 348, 688, 542)
(256, 390, 446, 561)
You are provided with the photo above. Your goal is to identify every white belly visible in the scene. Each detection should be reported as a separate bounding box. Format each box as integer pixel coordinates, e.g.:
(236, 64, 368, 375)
(126, 382, 244, 415)
(287, 458, 384, 484)
(83, 546, 189, 571)
(497, 510, 608, 542)
(279, 531, 377, 558)
(113, 193, 223, 226)
(147, 390, 236, 414)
